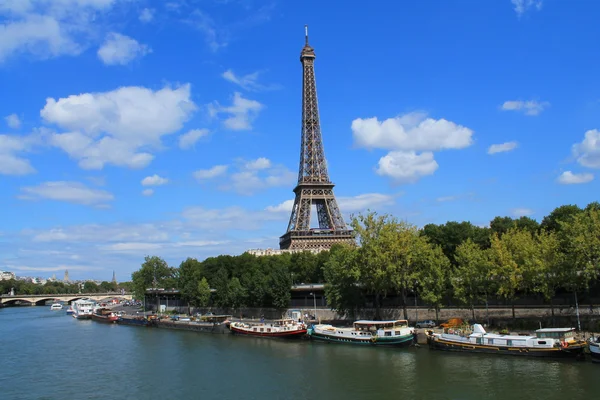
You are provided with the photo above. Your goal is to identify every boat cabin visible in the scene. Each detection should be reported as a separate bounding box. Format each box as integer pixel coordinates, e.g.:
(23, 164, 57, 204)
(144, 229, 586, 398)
(535, 327, 577, 343)
(353, 320, 409, 331)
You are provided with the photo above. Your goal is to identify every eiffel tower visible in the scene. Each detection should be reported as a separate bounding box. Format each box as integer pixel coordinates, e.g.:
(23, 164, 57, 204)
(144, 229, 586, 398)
(279, 26, 355, 251)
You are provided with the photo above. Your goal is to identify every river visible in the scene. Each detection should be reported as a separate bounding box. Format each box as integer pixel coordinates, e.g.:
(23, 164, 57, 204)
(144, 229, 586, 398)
(0, 306, 598, 399)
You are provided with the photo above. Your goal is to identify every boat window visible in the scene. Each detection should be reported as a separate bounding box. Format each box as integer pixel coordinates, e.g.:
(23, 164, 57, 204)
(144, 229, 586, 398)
(395, 331, 400, 335)
(538, 341, 546, 344)
(267, 328, 271, 332)
(507, 340, 512, 346)
(488, 339, 494, 344)
(260, 328, 264, 332)
(385, 332, 391, 337)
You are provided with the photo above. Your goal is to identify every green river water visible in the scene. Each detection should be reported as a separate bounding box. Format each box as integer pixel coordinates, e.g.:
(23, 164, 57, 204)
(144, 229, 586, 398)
(0, 306, 598, 400)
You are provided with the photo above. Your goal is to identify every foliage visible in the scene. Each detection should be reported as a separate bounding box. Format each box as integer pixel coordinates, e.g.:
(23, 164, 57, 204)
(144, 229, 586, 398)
(196, 278, 211, 308)
(453, 239, 491, 314)
(323, 244, 362, 317)
(131, 255, 177, 300)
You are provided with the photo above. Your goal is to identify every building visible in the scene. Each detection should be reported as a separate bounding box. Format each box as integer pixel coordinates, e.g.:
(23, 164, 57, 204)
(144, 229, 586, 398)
(0, 271, 16, 281)
(246, 248, 327, 256)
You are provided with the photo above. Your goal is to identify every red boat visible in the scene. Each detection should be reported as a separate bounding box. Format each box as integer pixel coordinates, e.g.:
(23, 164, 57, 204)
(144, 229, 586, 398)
(91, 308, 119, 324)
(229, 318, 307, 338)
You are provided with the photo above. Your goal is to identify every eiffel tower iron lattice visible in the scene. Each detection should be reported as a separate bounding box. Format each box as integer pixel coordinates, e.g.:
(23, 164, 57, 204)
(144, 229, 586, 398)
(279, 26, 355, 251)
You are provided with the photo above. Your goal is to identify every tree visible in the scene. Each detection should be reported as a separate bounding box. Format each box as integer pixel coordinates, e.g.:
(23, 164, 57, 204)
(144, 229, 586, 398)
(99, 281, 117, 292)
(323, 244, 363, 318)
(197, 278, 211, 308)
(453, 239, 490, 321)
(488, 231, 522, 321)
(227, 277, 246, 310)
(351, 211, 402, 319)
(267, 264, 292, 310)
(540, 204, 582, 233)
(490, 216, 514, 237)
(559, 208, 600, 293)
(83, 281, 99, 293)
(417, 244, 450, 324)
(534, 229, 563, 317)
(131, 255, 176, 301)
(515, 216, 540, 234)
(178, 258, 203, 310)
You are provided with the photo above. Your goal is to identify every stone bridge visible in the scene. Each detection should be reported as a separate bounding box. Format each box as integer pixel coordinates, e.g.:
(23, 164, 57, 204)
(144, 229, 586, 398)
(0, 293, 133, 306)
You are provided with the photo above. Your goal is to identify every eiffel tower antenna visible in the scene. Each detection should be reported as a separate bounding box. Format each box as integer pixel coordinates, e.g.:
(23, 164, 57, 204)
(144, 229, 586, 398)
(279, 26, 355, 251)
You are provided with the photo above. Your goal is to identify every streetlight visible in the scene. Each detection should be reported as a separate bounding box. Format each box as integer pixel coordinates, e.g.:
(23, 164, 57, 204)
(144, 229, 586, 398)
(414, 280, 419, 325)
(309, 292, 317, 322)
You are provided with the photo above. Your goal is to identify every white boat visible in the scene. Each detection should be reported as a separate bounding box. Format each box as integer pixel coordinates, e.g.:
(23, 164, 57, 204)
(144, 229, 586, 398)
(589, 336, 600, 362)
(50, 303, 63, 311)
(71, 299, 95, 319)
(308, 319, 416, 347)
(427, 324, 586, 359)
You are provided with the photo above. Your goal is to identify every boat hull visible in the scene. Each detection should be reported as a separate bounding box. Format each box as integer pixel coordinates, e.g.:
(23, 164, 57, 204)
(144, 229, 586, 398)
(92, 314, 119, 323)
(156, 320, 230, 334)
(229, 324, 306, 338)
(589, 342, 600, 363)
(73, 313, 92, 320)
(308, 329, 415, 347)
(118, 316, 150, 326)
(427, 335, 586, 359)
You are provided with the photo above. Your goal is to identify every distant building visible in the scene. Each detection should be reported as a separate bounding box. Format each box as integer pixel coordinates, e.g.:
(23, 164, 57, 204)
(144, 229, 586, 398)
(63, 269, 70, 282)
(0, 271, 16, 281)
(246, 248, 326, 256)
(112, 270, 117, 284)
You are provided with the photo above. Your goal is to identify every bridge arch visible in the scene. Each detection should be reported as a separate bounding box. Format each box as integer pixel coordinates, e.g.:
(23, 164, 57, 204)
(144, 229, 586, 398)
(33, 297, 63, 306)
(2, 298, 34, 306)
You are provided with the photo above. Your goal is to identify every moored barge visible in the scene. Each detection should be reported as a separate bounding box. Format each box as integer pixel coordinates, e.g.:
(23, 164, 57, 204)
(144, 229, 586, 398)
(91, 307, 119, 323)
(229, 318, 306, 338)
(308, 319, 416, 347)
(427, 324, 586, 359)
(589, 336, 600, 363)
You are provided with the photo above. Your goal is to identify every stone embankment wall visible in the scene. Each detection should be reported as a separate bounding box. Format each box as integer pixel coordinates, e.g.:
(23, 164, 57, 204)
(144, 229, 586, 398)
(180, 305, 600, 331)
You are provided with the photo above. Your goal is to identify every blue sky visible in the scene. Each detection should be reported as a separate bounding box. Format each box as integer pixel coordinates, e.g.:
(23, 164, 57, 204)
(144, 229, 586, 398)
(1, 0, 599, 281)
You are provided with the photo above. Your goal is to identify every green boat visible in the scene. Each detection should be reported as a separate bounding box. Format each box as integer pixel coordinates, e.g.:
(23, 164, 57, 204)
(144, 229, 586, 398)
(307, 319, 416, 347)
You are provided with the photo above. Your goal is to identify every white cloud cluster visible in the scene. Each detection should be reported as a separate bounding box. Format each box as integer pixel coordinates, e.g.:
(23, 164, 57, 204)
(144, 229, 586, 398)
(265, 193, 397, 215)
(572, 129, 600, 169)
(139, 8, 154, 23)
(42, 84, 197, 169)
(557, 171, 594, 185)
(511, 208, 534, 217)
(501, 100, 549, 116)
(222, 69, 278, 92)
(19, 181, 114, 206)
(209, 92, 263, 131)
(511, 0, 543, 17)
(0, 133, 41, 175)
(194, 157, 295, 195)
(5, 113, 21, 129)
(141, 174, 168, 186)
(178, 129, 209, 149)
(488, 141, 518, 155)
(0, 0, 117, 63)
(351, 112, 474, 183)
(97, 32, 151, 66)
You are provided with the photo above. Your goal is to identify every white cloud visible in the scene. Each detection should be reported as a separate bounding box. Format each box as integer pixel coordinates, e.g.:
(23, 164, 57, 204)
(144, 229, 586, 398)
(42, 84, 197, 169)
(97, 32, 151, 66)
(488, 141, 518, 154)
(265, 193, 397, 215)
(511, 208, 534, 217)
(226, 158, 295, 195)
(376, 151, 438, 184)
(265, 199, 295, 213)
(244, 157, 271, 170)
(557, 171, 594, 185)
(501, 100, 549, 116)
(141, 188, 154, 196)
(139, 8, 154, 23)
(141, 174, 168, 186)
(178, 128, 209, 149)
(351, 112, 474, 152)
(0, 0, 117, 63)
(0, 133, 41, 175)
(19, 181, 114, 206)
(222, 69, 278, 92)
(5, 113, 21, 129)
(572, 129, 600, 169)
(511, 0, 543, 17)
(194, 165, 228, 180)
(185, 9, 227, 52)
(209, 92, 263, 131)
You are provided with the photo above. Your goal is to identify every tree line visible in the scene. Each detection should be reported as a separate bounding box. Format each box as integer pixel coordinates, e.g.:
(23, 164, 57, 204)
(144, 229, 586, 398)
(130, 202, 600, 317)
